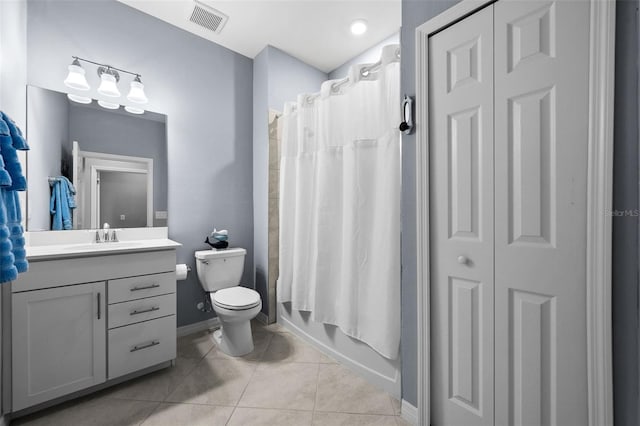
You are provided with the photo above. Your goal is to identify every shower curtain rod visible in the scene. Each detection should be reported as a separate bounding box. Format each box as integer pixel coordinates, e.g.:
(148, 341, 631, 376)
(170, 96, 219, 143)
(303, 61, 384, 104)
(304, 47, 400, 104)
(331, 60, 383, 92)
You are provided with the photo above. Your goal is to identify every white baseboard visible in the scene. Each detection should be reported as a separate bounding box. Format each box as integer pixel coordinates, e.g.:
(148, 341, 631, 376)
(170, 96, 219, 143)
(401, 400, 418, 425)
(177, 318, 220, 337)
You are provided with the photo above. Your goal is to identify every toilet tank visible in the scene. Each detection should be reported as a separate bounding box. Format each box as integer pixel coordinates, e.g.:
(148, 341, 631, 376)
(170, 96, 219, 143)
(194, 248, 246, 292)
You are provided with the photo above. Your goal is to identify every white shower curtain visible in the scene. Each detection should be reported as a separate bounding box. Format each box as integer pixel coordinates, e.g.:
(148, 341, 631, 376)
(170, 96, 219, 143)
(277, 44, 401, 359)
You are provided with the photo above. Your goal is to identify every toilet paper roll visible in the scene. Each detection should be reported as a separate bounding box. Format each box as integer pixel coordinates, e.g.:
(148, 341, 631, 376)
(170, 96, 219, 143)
(176, 264, 189, 281)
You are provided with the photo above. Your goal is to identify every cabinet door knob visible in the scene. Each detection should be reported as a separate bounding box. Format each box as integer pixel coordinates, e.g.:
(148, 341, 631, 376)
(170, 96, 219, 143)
(457, 256, 468, 265)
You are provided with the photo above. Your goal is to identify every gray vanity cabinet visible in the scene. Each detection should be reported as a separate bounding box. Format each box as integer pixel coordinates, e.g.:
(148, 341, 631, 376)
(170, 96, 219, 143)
(10, 249, 177, 413)
(12, 281, 107, 411)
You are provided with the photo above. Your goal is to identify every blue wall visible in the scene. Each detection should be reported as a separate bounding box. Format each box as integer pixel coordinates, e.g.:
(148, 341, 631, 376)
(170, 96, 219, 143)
(400, 0, 461, 406)
(252, 45, 326, 317)
(612, 2, 639, 425)
(267, 46, 327, 110)
(252, 47, 270, 315)
(26, 0, 255, 327)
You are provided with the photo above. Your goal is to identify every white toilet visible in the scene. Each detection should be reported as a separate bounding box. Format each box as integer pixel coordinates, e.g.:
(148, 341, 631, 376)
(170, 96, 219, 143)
(194, 248, 262, 356)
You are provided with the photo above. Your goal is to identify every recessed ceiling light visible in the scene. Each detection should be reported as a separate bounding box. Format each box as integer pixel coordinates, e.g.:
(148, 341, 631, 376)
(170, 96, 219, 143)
(350, 19, 367, 35)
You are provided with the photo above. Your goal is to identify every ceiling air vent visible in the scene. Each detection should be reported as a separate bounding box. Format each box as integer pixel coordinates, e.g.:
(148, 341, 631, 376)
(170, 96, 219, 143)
(189, 0, 228, 34)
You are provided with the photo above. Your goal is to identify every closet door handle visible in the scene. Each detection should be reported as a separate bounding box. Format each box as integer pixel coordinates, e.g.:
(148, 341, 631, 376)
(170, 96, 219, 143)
(131, 340, 160, 352)
(130, 306, 160, 316)
(130, 283, 160, 292)
(97, 292, 101, 320)
(457, 256, 469, 265)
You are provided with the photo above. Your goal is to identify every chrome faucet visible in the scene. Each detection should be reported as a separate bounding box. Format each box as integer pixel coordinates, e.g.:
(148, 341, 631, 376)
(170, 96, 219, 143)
(103, 223, 110, 242)
(94, 223, 119, 243)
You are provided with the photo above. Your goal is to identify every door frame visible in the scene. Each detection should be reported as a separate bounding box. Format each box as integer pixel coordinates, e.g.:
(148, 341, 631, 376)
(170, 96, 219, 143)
(415, 1, 616, 425)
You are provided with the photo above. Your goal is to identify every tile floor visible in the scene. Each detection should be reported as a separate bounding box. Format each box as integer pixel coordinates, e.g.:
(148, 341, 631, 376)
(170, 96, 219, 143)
(13, 321, 409, 426)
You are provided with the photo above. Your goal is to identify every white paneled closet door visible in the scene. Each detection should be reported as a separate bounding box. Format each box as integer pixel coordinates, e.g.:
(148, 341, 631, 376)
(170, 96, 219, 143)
(429, 5, 495, 426)
(429, 1, 590, 425)
(493, 1, 590, 425)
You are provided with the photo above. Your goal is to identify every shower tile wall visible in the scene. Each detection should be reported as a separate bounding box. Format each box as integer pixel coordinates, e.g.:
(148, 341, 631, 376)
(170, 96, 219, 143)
(267, 110, 281, 324)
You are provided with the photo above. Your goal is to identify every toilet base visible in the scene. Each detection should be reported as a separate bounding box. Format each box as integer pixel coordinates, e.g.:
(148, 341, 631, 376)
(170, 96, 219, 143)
(211, 321, 255, 357)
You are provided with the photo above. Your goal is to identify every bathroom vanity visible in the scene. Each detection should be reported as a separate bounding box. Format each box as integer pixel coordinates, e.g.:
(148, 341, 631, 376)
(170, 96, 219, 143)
(6, 228, 180, 414)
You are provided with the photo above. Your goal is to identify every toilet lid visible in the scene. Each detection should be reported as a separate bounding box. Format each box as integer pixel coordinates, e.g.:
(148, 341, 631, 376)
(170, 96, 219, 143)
(213, 287, 261, 310)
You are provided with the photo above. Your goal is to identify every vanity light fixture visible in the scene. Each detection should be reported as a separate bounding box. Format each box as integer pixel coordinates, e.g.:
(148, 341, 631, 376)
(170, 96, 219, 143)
(127, 76, 148, 105)
(124, 106, 145, 115)
(66, 94, 92, 104)
(350, 19, 367, 35)
(97, 67, 121, 98)
(97, 100, 120, 110)
(63, 58, 90, 91)
(62, 56, 148, 112)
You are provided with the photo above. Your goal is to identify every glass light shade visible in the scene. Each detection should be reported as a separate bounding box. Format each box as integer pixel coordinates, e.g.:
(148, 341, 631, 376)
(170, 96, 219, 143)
(97, 100, 120, 110)
(67, 94, 92, 104)
(63, 64, 90, 91)
(97, 73, 121, 98)
(125, 106, 145, 115)
(127, 81, 148, 104)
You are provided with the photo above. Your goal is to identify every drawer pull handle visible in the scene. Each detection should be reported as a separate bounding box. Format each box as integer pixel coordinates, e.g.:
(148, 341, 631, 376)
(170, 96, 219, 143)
(130, 306, 160, 316)
(130, 340, 160, 352)
(130, 283, 160, 292)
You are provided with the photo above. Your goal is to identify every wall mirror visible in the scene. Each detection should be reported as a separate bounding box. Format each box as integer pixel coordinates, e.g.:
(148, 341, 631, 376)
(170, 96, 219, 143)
(26, 86, 168, 231)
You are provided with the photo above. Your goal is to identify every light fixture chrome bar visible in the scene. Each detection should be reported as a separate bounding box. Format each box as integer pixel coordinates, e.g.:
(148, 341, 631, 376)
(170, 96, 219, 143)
(71, 56, 142, 79)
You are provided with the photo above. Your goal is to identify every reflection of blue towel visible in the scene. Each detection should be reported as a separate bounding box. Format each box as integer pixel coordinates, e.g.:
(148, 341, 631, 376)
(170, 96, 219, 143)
(50, 177, 76, 230)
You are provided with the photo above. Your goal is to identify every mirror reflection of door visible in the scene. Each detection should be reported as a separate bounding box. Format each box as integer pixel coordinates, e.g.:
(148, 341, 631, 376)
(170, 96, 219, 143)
(96, 170, 148, 228)
(82, 148, 154, 229)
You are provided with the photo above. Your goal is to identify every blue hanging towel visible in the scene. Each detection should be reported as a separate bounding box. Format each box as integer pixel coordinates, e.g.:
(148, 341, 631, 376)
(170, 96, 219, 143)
(50, 177, 76, 230)
(0, 193, 17, 283)
(0, 111, 29, 283)
(0, 119, 15, 187)
(4, 190, 27, 273)
(0, 115, 27, 191)
(0, 112, 29, 150)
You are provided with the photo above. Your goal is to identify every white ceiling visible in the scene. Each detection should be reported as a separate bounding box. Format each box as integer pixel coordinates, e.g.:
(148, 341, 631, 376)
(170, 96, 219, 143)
(116, 0, 401, 73)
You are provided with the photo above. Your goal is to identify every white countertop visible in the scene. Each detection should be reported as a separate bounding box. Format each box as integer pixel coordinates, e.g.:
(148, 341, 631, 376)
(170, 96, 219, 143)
(24, 228, 182, 261)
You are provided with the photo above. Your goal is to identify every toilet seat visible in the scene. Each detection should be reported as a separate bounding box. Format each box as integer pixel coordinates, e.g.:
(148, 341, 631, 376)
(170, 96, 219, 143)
(212, 287, 261, 311)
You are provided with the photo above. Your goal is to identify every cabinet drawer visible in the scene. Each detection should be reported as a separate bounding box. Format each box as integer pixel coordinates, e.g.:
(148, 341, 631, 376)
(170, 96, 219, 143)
(15, 250, 176, 293)
(108, 293, 176, 329)
(109, 272, 175, 304)
(108, 315, 176, 380)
